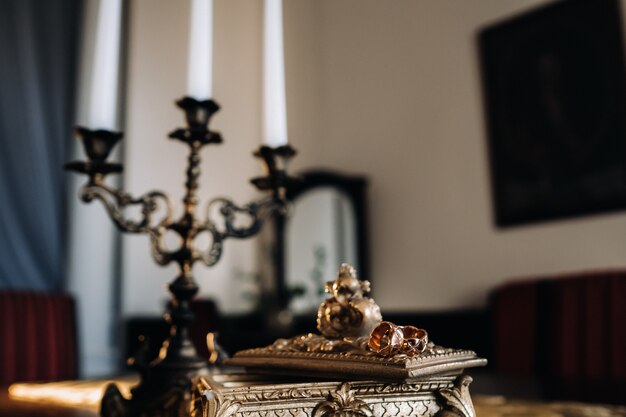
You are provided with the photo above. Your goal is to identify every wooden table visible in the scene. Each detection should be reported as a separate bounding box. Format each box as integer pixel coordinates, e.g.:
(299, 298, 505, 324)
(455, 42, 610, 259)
(0, 378, 135, 417)
(0, 389, 97, 417)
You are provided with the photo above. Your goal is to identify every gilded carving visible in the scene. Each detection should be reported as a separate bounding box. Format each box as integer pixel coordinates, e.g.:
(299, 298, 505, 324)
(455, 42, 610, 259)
(188, 373, 479, 417)
(244, 333, 474, 365)
(264, 388, 316, 401)
(229, 388, 318, 403)
(199, 388, 240, 417)
(355, 382, 425, 395)
(369, 399, 440, 417)
(435, 375, 475, 417)
(316, 264, 382, 339)
(312, 383, 373, 417)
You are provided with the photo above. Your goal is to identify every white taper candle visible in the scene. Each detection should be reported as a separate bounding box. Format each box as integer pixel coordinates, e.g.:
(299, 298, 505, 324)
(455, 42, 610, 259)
(187, 0, 214, 100)
(89, 0, 123, 130)
(263, 0, 288, 147)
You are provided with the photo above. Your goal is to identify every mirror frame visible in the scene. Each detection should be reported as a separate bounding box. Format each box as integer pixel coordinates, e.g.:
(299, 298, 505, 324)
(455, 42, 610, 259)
(273, 169, 369, 310)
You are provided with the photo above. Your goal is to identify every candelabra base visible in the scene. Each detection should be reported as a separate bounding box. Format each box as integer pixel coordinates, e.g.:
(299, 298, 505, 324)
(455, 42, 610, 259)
(101, 358, 209, 417)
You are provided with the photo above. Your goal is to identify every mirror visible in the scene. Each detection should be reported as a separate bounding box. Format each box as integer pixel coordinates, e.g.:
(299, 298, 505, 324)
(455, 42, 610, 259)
(274, 170, 368, 314)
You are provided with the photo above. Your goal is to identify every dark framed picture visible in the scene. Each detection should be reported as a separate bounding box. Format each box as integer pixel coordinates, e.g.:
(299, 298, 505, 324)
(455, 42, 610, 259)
(480, 0, 626, 227)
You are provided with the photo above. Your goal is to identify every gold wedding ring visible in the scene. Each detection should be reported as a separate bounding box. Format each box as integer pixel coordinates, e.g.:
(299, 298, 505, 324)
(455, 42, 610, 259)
(368, 322, 429, 357)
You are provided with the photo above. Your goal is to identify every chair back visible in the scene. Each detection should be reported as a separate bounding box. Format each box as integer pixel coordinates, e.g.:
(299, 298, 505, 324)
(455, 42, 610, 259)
(0, 291, 77, 386)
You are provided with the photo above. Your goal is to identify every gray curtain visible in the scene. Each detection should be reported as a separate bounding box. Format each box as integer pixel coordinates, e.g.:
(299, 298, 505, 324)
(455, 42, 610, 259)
(0, 0, 83, 290)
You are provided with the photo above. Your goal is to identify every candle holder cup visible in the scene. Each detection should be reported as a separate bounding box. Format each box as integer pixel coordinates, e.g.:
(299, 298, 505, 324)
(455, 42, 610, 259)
(251, 144, 299, 203)
(65, 127, 124, 181)
(169, 97, 222, 145)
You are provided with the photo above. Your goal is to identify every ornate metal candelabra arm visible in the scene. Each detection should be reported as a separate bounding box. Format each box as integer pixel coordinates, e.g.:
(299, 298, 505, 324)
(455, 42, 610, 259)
(197, 194, 285, 267)
(66, 129, 176, 267)
(79, 182, 173, 235)
(194, 142, 298, 267)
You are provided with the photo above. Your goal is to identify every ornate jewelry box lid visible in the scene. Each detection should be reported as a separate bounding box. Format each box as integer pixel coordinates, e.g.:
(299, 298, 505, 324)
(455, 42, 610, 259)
(225, 264, 486, 381)
(226, 337, 486, 381)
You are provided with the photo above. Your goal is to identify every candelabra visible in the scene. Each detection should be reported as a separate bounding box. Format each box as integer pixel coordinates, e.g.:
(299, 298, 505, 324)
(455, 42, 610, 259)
(66, 97, 297, 417)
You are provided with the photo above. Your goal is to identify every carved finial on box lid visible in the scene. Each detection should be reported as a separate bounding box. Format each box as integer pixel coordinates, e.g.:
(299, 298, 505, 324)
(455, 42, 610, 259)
(317, 263, 382, 339)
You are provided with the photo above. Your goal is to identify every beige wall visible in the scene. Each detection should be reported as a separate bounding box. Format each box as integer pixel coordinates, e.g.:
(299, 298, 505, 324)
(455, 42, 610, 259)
(299, 0, 626, 311)
(121, 0, 626, 316)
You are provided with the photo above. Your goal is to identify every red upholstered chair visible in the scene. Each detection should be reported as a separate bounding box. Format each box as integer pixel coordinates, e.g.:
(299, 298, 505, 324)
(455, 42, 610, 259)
(490, 270, 626, 404)
(0, 291, 78, 386)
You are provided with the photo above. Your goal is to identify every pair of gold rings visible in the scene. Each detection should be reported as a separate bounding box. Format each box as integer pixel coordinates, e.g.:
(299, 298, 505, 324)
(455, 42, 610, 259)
(368, 321, 429, 357)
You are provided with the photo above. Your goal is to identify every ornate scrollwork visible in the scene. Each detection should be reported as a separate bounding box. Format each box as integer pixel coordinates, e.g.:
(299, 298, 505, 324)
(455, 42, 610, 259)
(312, 383, 373, 417)
(261, 332, 461, 362)
(196, 195, 283, 267)
(71, 99, 295, 276)
(268, 333, 371, 355)
(435, 375, 475, 417)
(196, 379, 241, 417)
(80, 182, 285, 270)
(80, 182, 172, 234)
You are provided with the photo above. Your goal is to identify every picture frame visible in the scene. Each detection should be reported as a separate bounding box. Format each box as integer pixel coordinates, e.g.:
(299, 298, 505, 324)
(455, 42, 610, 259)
(479, 0, 626, 227)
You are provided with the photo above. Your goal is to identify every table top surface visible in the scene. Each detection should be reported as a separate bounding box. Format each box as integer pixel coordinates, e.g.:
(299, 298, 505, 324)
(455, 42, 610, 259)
(0, 390, 98, 417)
